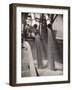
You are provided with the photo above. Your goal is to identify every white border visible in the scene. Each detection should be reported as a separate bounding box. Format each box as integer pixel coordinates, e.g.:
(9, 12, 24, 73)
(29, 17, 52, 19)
(16, 7, 68, 83)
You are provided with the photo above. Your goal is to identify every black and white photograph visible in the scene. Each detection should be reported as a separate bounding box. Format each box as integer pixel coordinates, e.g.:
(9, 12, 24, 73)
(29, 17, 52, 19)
(9, 4, 70, 86)
(21, 13, 63, 77)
